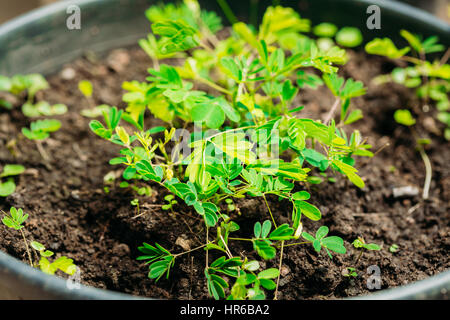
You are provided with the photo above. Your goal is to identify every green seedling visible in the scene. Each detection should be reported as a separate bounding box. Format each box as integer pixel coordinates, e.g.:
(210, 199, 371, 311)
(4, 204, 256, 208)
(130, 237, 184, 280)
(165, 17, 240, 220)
(389, 244, 399, 253)
(90, 0, 377, 300)
(343, 267, 358, 278)
(394, 109, 432, 199)
(30, 241, 77, 276)
(0, 164, 25, 197)
(0, 74, 67, 117)
(365, 30, 450, 140)
(131, 198, 140, 215)
(353, 236, 381, 264)
(1, 207, 33, 267)
(313, 22, 338, 38)
(22, 119, 61, 161)
(162, 194, 178, 215)
(78, 80, 109, 118)
(335, 27, 363, 48)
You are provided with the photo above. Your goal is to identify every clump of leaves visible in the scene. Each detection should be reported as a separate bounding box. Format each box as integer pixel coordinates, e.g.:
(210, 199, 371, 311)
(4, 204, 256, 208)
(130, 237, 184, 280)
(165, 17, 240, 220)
(1, 207, 77, 276)
(353, 236, 381, 264)
(22, 119, 61, 161)
(365, 30, 450, 140)
(162, 194, 178, 213)
(30, 241, 77, 276)
(0, 74, 67, 117)
(0, 164, 25, 197)
(91, 0, 376, 300)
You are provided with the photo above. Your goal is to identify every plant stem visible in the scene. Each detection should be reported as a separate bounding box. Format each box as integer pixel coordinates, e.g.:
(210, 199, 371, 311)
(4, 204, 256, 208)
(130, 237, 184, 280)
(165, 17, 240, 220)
(274, 240, 284, 300)
(36, 140, 50, 161)
(20, 229, 33, 267)
(173, 242, 211, 258)
(324, 98, 341, 124)
(229, 237, 253, 242)
(418, 147, 432, 200)
(195, 76, 233, 96)
(263, 194, 277, 228)
(216, 0, 238, 24)
(205, 227, 209, 269)
(280, 241, 310, 248)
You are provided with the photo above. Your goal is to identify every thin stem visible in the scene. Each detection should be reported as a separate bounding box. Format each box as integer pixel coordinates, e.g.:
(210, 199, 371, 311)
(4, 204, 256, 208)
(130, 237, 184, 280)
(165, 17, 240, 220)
(263, 194, 277, 228)
(274, 241, 284, 300)
(324, 98, 341, 124)
(36, 140, 50, 161)
(195, 76, 233, 96)
(418, 147, 432, 200)
(216, 0, 238, 25)
(219, 234, 233, 259)
(280, 241, 310, 248)
(20, 229, 33, 267)
(205, 227, 209, 270)
(173, 242, 211, 258)
(355, 249, 364, 265)
(229, 237, 253, 242)
(439, 48, 450, 65)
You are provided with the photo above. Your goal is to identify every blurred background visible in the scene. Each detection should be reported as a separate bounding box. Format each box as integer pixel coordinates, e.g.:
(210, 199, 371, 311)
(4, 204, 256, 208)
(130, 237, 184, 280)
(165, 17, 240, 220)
(0, 0, 449, 24)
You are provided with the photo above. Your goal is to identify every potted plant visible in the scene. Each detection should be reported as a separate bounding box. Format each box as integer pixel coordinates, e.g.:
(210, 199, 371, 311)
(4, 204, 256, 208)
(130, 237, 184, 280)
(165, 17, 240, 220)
(0, 0, 448, 300)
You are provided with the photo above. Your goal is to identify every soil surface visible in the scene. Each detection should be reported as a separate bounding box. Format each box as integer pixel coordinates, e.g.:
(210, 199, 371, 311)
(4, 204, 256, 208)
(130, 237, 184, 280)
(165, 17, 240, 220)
(0, 46, 449, 300)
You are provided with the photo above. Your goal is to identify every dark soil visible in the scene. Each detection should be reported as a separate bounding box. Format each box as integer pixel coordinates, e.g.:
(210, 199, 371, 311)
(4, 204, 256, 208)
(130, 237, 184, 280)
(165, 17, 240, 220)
(0, 46, 449, 300)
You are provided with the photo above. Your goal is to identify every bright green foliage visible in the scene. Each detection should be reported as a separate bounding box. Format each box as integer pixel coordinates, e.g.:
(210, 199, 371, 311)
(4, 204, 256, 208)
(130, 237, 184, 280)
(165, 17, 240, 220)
(313, 23, 337, 38)
(366, 30, 449, 140)
(31, 241, 77, 276)
(394, 109, 416, 126)
(343, 267, 358, 278)
(389, 244, 399, 253)
(1, 207, 28, 230)
(22, 119, 61, 140)
(0, 74, 67, 117)
(137, 242, 175, 281)
(0, 165, 25, 197)
(352, 237, 381, 251)
(87, 1, 378, 300)
(335, 27, 363, 48)
(78, 80, 93, 98)
(302, 226, 346, 258)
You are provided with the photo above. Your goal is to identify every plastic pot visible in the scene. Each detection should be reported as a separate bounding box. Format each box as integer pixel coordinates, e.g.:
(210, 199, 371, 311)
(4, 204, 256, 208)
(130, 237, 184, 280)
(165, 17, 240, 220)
(0, 0, 449, 300)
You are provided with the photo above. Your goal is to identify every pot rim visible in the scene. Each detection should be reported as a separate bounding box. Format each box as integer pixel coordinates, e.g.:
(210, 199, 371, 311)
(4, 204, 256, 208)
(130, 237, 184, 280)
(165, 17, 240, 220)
(0, 0, 448, 300)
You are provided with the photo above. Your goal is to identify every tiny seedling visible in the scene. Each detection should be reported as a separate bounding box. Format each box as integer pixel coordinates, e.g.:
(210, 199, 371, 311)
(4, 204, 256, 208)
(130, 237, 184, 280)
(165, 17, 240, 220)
(162, 194, 178, 215)
(394, 109, 432, 199)
(30, 241, 77, 276)
(1, 207, 33, 266)
(0, 164, 25, 197)
(352, 236, 381, 264)
(342, 267, 358, 278)
(131, 198, 140, 215)
(389, 244, 399, 253)
(0, 74, 67, 117)
(22, 119, 61, 161)
(365, 30, 450, 140)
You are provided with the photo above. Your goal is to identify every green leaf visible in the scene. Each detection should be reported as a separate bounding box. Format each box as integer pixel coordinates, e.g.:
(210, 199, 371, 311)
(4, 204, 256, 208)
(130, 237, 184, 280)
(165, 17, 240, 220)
(0, 180, 16, 197)
(394, 109, 416, 126)
(152, 20, 199, 54)
(365, 38, 410, 59)
(261, 220, 272, 239)
(301, 231, 315, 242)
(253, 239, 276, 260)
(31, 241, 46, 251)
(0, 164, 25, 178)
(363, 243, 381, 251)
(254, 221, 262, 238)
(191, 102, 225, 129)
(322, 236, 346, 255)
(335, 27, 363, 47)
(292, 191, 310, 201)
(269, 224, 294, 240)
(294, 201, 321, 221)
(78, 80, 93, 98)
(313, 23, 338, 37)
(315, 226, 329, 240)
(257, 268, 280, 279)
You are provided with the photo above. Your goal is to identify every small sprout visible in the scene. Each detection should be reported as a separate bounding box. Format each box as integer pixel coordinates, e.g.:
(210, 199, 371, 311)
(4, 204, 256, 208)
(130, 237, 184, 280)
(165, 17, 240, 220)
(313, 22, 338, 38)
(0, 164, 25, 197)
(394, 109, 416, 126)
(131, 198, 140, 215)
(31, 241, 77, 276)
(389, 244, 399, 253)
(342, 267, 358, 278)
(225, 198, 236, 212)
(353, 236, 381, 264)
(302, 226, 346, 259)
(1, 207, 28, 230)
(22, 119, 61, 141)
(78, 80, 93, 98)
(162, 194, 178, 214)
(335, 27, 363, 48)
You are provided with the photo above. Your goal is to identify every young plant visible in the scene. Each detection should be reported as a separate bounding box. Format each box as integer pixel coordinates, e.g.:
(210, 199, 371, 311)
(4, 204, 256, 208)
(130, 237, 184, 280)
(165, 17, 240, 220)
(352, 236, 381, 264)
(22, 119, 61, 161)
(1, 207, 33, 266)
(365, 30, 450, 140)
(91, 1, 376, 300)
(394, 109, 432, 199)
(342, 267, 358, 278)
(30, 241, 77, 276)
(162, 194, 178, 214)
(0, 164, 25, 197)
(1, 207, 77, 275)
(0, 74, 67, 117)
